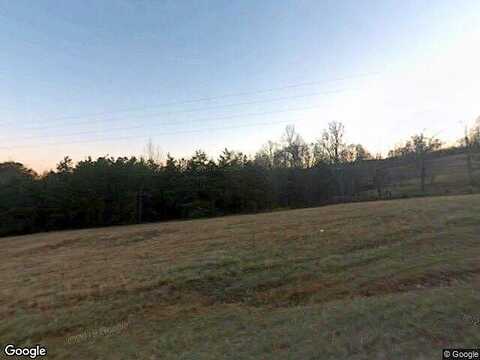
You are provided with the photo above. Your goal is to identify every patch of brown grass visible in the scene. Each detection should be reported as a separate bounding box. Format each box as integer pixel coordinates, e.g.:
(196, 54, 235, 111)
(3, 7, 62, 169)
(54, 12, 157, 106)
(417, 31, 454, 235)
(1, 194, 480, 358)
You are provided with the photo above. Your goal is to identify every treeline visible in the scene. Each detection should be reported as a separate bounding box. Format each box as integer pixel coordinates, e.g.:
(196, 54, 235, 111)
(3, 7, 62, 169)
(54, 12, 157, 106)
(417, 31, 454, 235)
(1, 120, 479, 237)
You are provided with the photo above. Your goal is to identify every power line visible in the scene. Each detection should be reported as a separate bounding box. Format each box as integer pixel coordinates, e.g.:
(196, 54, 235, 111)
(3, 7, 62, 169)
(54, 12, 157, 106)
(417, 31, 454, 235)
(0, 14, 381, 124)
(0, 115, 316, 149)
(7, 87, 358, 133)
(0, 72, 377, 127)
(2, 104, 326, 143)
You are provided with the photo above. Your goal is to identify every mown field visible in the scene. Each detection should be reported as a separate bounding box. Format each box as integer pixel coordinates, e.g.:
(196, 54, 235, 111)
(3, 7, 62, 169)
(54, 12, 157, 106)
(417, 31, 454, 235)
(1, 194, 480, 359)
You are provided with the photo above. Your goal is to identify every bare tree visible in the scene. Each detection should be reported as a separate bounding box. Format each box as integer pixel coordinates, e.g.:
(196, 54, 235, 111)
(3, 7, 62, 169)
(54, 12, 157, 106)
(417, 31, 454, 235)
(463, 125, 475, 187)
(315, 121, 346, 165)
(412, 134, 442, 192)
(352, 144, 373, 162)
(374, 167, 389, 198)
(460, 116, 480, 186)
(390, 133, 441, 192)
(143, 138, 164, 165)
(255, 140, 278, 168)
(282, 125, 309, 168)
(471, 116, 480, 148)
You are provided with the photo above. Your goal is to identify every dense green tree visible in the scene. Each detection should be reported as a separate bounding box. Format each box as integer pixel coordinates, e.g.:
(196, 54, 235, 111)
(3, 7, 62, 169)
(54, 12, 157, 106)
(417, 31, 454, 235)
(2, 125, 466, 238)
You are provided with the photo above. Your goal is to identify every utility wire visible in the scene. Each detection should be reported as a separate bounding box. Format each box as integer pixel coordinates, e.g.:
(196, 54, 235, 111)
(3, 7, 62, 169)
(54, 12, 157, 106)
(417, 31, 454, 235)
(8, 87, 358, 133)
(0, 72, 377, 127)
(0, 116, 314, 150)
(2, 104, 326, 142)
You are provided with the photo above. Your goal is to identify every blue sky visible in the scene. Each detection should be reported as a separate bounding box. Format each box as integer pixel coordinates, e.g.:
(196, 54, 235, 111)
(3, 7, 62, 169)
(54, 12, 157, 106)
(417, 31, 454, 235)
(1, 0, 480, 171)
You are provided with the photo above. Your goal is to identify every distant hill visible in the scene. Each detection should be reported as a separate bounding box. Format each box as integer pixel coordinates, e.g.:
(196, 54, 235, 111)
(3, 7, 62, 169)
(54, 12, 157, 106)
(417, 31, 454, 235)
(352, 150, 480, 201)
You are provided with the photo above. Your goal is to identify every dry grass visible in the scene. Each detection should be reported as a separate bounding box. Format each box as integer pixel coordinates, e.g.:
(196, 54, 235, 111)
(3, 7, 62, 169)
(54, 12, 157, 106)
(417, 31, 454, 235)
(1, 194, 480, 359)
(381, 153, 480, 198)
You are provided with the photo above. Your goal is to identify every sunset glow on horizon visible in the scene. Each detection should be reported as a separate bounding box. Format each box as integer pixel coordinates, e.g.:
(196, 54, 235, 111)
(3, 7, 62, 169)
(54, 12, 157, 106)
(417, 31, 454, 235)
(2, 0, 480, 172)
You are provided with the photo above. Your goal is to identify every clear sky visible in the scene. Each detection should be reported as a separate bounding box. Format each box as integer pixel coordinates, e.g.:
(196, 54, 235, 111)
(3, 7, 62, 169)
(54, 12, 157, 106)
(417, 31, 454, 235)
(1, 0, 480, 172)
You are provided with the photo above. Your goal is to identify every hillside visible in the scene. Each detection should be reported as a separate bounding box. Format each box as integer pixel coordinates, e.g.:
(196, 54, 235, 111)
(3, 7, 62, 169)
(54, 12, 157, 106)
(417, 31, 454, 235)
(377, 152, 480, 198)
(1, 194, 480, 359)
(348, 151, 480, 203)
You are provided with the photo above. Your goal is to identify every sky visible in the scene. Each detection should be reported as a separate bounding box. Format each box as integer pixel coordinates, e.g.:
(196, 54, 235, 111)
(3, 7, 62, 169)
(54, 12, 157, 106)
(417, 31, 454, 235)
(1, 0, 480, 172)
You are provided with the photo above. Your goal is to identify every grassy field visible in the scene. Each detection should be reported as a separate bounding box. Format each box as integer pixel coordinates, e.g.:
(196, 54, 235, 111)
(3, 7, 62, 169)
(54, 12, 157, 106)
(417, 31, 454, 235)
(355, 152, 480, 201)
(1, 194, 480, 359)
